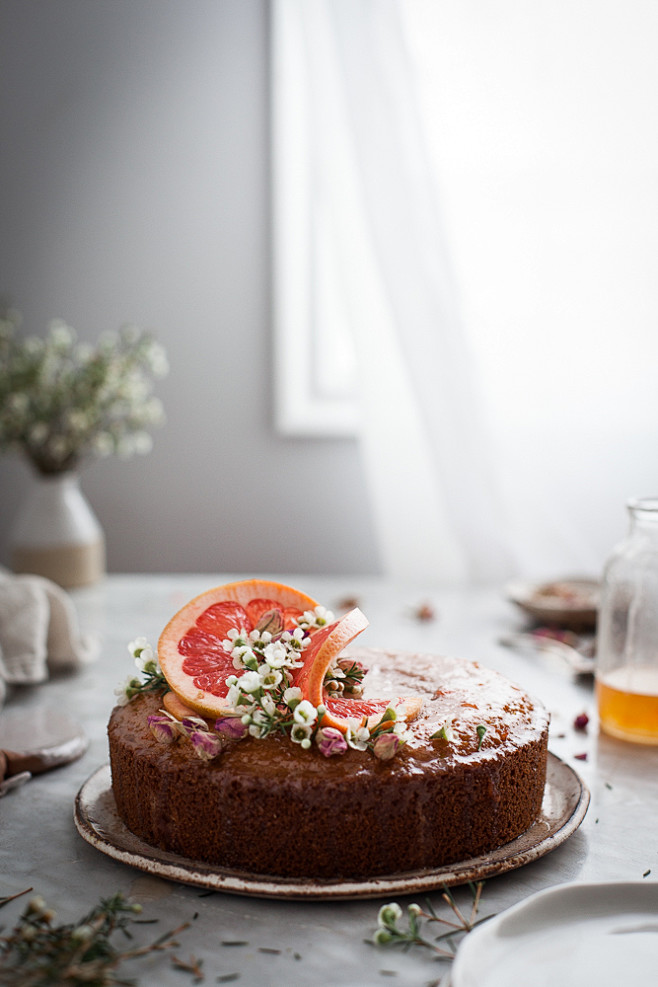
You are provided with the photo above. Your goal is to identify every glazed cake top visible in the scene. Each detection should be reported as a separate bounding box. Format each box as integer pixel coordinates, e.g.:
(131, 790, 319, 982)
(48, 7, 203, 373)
(110, 649, 549, 783)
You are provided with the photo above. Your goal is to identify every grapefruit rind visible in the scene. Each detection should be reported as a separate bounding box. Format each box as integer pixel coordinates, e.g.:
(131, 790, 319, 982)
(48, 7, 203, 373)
(293, 608, 370, 708)
(162, 690, 213, 725)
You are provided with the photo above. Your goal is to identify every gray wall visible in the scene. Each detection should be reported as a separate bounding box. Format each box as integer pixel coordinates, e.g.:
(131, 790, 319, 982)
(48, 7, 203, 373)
(0, 0, 380, 576)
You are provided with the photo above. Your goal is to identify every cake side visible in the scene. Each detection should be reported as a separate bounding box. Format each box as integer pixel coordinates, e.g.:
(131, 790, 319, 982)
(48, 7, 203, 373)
(108, 650, 549, 880)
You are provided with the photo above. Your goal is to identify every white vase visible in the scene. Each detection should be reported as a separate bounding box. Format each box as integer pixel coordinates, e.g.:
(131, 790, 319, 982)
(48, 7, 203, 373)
(10, 472, 106, 588)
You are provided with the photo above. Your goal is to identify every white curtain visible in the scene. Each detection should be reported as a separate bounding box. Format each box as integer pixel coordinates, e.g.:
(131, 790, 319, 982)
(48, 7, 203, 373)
(272, 0, 658, 585)
(273, 0, 516, 584)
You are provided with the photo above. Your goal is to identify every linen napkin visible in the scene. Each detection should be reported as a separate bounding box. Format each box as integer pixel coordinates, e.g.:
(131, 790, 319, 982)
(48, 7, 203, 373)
(0, 569, 97, 706)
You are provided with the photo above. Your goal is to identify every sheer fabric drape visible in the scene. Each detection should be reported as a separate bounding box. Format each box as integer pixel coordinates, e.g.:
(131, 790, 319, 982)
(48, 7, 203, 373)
(273, 0, 515, 583)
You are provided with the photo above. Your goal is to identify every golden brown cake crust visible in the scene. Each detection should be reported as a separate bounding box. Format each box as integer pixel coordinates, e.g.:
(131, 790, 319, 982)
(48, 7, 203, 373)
(108, 649, 549, 879)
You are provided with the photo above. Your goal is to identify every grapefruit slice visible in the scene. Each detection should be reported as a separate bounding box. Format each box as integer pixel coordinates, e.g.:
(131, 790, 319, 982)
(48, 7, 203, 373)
(158, 579, 320, 717)
(322, 694, 424, 730)
(292, 608, 422, 732)
(162, 690, 209, 723)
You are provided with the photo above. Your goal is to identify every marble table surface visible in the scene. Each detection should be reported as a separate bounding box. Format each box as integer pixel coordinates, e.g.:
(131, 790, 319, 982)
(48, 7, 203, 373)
(1, 573, 656, 986)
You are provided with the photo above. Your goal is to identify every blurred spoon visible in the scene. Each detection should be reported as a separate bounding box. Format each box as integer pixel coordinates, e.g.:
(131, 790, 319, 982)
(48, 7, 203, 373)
(498, 632, 595, 675)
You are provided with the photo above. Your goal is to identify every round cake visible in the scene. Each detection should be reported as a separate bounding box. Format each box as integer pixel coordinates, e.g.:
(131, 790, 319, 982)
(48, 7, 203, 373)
(108, 647, 549, 880)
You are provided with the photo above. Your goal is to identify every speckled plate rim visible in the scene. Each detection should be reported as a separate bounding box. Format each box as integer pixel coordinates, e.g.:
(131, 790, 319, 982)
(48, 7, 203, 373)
(505, 578, 599, 625)
(73, 753, 589, 901)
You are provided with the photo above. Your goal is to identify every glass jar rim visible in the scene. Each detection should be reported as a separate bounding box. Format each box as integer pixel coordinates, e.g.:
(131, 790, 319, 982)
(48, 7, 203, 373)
(627, 496, 658, 514)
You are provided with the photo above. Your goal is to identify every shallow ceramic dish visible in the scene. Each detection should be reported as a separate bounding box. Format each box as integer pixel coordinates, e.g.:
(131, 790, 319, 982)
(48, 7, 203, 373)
(506, 577, 599, 631)
(74, 753, 589, 900)
(450, 880, 658, 987)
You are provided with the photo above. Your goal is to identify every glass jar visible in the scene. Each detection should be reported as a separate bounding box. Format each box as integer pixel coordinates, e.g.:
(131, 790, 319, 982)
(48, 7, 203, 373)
(596, 497, 658, 744)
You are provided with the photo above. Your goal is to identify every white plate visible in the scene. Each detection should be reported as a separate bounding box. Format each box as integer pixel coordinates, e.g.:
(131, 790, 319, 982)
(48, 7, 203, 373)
(451, 881, 658, 987)
(74, 753, 589, 900)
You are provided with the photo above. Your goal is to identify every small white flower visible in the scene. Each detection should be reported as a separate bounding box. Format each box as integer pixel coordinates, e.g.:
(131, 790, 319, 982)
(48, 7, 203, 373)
(134, 643, 155, 671)
(346, 719, 371, 751)
(8, 392, 29, 414)
(74, 342, 93, 363)
(92, 432, 115, 457)
(260, 694, 277, 716)
(48, 319, 76, 347)
(298, 605, 335, 630)
(28, 422, 48, 445)
(283, 686, 303, 707)
(114, 675, 137, 706)
(281, 627, 307, 649)
(259, 668, 282, 690)
(131, 430, 153, 456)
(378, 902, 403, 928)
(290, 723, 312, 745)
(142, 395, 165, 425)
(262, 641, 288, 669)
(145, 340, 169, 377)
(128, 636, 149, 657)
(47, 435, 69, 461)
(293, 700, 318, 726)
(238, 671, 262, 694)
(232, 646, 258, 671)
(226, 683, 246, 708)
(71, 923, 94, 943)
(27, 896, 48, 917)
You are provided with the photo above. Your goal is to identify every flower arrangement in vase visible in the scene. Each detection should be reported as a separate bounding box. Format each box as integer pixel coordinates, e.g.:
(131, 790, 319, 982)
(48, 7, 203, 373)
(0, 310, 168, 587)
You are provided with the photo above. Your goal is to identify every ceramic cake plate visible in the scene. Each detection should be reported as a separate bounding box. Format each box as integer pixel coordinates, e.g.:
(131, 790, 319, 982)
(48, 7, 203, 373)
(74, 752, 589, 901)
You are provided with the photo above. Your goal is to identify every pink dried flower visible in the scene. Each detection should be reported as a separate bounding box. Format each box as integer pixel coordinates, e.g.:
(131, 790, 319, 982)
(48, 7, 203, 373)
(372, 733, 400, 761)
(316, 726, 348, 757)
(215, 716, 249, 740)
(188, 729, 224, 761)
(573, 712, 589, 731)
(147, 715, 179, 745)
(181, 716, 209, 733)
(574, 752, 588, 761)
(413, 602, 436, 622)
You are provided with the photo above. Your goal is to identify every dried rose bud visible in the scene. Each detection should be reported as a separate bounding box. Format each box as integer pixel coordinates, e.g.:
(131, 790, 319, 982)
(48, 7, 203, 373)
(147, 715, 179, 745)
(413, 602, 436, 622)
(574, 752, 588, 761)
(214, 716, 249, 740)
(573, 712, 589, 731)
(255, 608, 285, 639)
(181, 715, 210, 732)
(188, 730, 224, 761)
(372, 732, 400, 761)
(316, 726, 348, 757)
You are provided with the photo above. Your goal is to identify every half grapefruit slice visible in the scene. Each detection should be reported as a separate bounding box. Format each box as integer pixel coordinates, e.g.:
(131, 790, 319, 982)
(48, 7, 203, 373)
(292, 608, 422, 732)
(158, 579, 320, 717)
